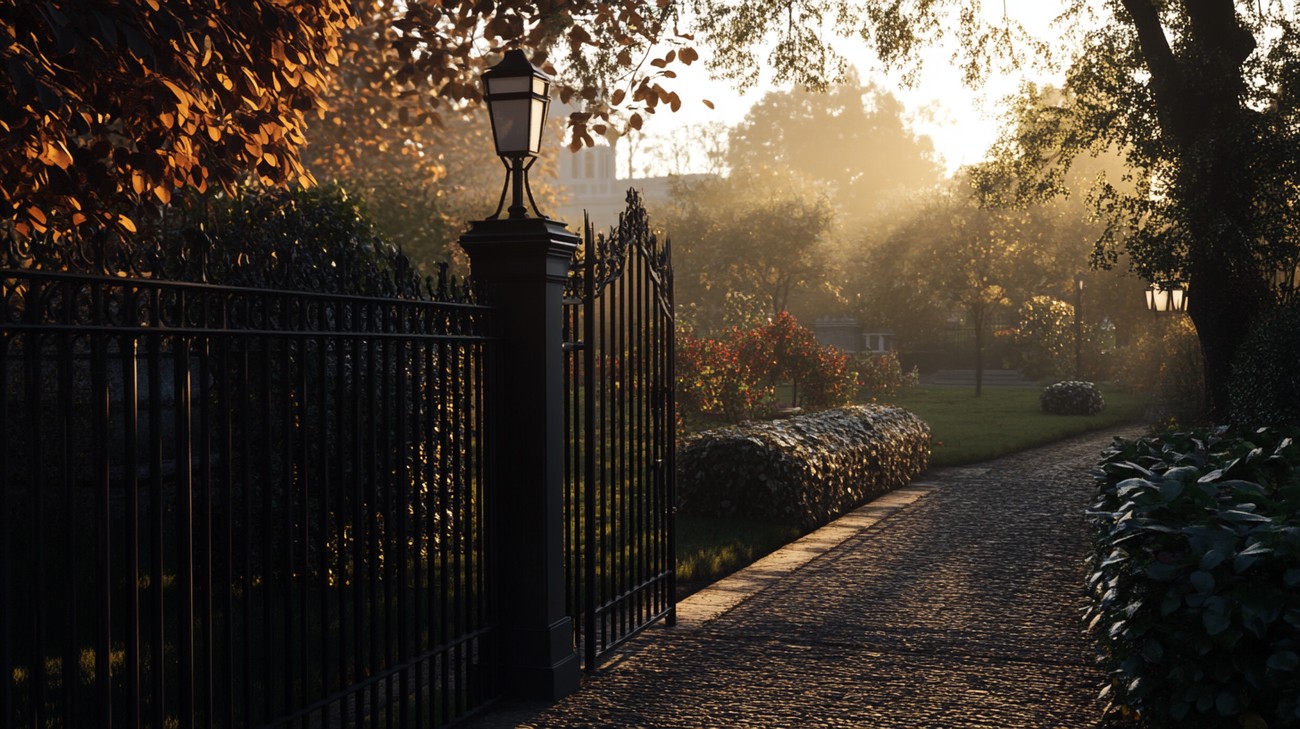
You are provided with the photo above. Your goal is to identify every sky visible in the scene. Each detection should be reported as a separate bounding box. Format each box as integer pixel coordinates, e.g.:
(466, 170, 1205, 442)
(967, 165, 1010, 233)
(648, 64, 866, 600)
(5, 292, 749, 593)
(628, 2, 1065, 179)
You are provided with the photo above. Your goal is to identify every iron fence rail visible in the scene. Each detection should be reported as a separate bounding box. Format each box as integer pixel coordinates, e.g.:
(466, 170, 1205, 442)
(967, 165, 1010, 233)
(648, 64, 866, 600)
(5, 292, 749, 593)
(563, 191, 676, 671)
(1, 268, 497, 728)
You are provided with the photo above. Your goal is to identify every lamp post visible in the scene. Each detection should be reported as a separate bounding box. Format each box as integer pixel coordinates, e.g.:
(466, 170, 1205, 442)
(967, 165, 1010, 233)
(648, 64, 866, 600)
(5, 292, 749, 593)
(459, 49, 581, 700)
(1074, 272, 1085, 380)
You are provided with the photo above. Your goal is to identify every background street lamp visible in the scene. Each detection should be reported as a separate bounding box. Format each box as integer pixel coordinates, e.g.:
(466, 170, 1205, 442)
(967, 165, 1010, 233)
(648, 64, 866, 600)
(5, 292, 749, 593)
(1146, 282, 1188, 313)
(1074, 272, 1084, 379)
(482, 49, 552, 219)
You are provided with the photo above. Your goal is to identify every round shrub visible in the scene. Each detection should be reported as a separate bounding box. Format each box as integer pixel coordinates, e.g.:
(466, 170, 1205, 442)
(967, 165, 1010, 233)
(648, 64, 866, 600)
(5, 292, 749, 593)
(1230, 303, 1300, 427)
(1039, 380, 1104, 415)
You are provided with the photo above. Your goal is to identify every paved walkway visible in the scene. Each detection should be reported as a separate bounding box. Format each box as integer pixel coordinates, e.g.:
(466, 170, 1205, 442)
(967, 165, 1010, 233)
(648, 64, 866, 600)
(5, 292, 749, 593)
(471, 428, 1142, 728)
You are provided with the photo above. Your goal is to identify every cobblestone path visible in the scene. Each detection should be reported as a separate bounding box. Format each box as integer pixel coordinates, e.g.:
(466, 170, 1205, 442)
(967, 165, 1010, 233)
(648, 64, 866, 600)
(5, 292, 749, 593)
(472, 428, 1142, 728)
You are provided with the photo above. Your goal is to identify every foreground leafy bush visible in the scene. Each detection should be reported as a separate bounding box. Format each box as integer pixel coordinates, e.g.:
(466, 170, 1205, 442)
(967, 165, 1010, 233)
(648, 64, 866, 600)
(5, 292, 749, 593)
(676, 405, 930, 529)
(1231, 304, 1300, 427)
(1087, 428, 1300, 726)
(1040, 380, 1105, 415)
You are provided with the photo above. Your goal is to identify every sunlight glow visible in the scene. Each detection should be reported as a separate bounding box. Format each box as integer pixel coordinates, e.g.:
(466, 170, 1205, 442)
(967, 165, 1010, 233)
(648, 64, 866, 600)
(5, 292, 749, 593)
(632, 1, 1067, 178)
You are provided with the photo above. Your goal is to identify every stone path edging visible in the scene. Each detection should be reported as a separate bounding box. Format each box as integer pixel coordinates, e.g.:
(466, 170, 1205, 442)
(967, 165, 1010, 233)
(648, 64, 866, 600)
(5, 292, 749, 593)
(676, 484, 936, 628)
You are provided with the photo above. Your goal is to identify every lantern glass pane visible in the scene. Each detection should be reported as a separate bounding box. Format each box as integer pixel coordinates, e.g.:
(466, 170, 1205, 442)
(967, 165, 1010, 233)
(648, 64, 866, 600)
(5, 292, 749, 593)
(532, 76, 548, 96)
(486, 76, 530, 95)
(491, 99, 532, 154)
(528, 97, 547, 152)
(1171, 289, 1185, 311)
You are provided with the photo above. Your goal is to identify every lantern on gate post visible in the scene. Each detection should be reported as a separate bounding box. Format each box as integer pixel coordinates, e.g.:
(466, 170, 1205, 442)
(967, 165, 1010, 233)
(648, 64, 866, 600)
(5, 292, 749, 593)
(482, 49, 553, 220)
(458, 48, 581, 701)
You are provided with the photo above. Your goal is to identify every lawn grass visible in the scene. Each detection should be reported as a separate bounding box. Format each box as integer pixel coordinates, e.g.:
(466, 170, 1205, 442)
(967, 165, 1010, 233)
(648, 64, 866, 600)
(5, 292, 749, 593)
(675, 516, 800, 596)
(674, 383, 1152, 597)
(878, 385, 1151, 467)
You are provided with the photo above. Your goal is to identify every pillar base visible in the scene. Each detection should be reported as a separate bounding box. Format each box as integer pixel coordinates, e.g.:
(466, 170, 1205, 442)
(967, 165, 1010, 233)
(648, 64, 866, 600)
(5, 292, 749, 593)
(502, 617, 581, 700)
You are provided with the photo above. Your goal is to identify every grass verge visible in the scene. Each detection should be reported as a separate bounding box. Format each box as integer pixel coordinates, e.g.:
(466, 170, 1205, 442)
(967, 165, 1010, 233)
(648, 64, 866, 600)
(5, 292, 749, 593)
(675, 515, 800, 598)
(878, 385, 1150, 467)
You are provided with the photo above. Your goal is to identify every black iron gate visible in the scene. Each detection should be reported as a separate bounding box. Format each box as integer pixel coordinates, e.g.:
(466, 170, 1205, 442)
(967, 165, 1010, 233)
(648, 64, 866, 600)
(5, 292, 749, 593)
(563, 191, 676, 670)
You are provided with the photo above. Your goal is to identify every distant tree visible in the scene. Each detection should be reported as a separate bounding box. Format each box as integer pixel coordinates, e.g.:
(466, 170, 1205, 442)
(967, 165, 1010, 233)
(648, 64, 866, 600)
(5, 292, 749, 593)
(665, 169, 835, 334)
(726, 78, 941, 227)
(855, 180, 1074, 394)
(1, 0, 352, 240)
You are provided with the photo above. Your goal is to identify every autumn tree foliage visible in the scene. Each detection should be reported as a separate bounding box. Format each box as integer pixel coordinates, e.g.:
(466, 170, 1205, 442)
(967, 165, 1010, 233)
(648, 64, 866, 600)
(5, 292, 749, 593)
(1, 0, 353, 240)
(677, 312, 857, 422)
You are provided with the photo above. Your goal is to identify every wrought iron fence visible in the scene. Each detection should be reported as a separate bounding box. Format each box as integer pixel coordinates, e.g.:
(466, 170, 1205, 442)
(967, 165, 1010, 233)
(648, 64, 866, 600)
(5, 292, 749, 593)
(1, 243, 498, 727)
(563, 191, 676, 670)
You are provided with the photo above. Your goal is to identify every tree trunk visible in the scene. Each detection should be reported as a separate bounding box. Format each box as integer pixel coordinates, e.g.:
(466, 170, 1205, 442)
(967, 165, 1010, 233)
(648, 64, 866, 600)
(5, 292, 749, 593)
(1120, 0, 1269, 421)
(1187, 259, 1269, 421)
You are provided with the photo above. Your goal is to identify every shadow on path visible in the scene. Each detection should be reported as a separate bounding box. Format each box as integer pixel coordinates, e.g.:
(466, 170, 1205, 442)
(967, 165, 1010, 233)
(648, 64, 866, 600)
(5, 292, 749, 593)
(471, 427, 1144, 728)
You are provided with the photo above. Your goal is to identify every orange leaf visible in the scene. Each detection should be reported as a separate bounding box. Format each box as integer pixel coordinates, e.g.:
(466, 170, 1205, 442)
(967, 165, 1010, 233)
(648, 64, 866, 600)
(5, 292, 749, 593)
(117, 214, 137, 233)
(26, 205, 46, 225)
(160, 78, 189, 103)
(702, 99, 715, 109)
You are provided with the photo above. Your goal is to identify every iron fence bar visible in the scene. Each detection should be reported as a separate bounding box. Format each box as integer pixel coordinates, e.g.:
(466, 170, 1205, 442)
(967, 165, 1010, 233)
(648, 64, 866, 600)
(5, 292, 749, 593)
(90, 281, 112, 729)
(58, 323, 75, 728)
(583, 220, 598, 672)
(240, 339, 256, 728)
(197, 330, 214, 728)
(643, 254, 656, 624)
(147, 315, 166, 729)
(217, 331, 236, 729)
(0, 332, 9, 728)
(27, 330, 46, 729)
(177, 333, 196, 728)
(0, 322, 493, 343)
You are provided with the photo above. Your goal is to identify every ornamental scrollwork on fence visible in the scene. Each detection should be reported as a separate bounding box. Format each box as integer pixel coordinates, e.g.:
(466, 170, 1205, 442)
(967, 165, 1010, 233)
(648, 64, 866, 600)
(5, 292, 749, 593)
(1, 225, 478, 306)
(566, 188, 672, 304)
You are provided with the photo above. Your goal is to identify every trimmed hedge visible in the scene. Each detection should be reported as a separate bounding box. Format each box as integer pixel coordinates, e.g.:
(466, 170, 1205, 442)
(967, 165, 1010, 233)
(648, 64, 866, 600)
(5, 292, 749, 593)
(1040, 380, 1105, 416)
(676, 405, 931, 529)
(1087, 427, 1300, 726)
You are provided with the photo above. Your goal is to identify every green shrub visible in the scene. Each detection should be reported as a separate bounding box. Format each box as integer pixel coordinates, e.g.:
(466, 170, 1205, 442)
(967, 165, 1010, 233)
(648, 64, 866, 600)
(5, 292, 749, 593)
(1113, 317, 1205, 425)
(196, 184, 428, 297)
(1231, 304, 1300, 427)
(1039, 380, 1104, 415)
(1014, 295, 1077, 379)
(850, 351, 919, 398)
(1087, 428, 1300, 726)
(676, 405, 930, 529)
